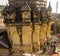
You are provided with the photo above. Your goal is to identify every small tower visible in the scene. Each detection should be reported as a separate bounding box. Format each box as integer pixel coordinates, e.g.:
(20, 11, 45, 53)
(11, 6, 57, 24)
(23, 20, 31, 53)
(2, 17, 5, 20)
(21, 2, 31, 22)
(48, 2, 52, 11)
(47, 2, 52, 21)
(46, 2, 52, 44)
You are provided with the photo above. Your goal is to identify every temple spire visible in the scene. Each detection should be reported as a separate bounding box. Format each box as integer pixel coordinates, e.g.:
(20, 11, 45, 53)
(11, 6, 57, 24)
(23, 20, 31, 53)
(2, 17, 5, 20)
(48, 2, 52, 11)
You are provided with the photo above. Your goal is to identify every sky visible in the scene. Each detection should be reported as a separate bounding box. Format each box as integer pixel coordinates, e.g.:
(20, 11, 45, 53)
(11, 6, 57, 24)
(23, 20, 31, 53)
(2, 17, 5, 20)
(0, 0, 60, 13)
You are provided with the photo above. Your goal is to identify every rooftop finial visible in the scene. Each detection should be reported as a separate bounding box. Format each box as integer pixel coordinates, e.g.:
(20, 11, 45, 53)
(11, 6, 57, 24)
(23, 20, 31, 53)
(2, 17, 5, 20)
(49, 2, 51, 6)
(48, 2, 52, 11)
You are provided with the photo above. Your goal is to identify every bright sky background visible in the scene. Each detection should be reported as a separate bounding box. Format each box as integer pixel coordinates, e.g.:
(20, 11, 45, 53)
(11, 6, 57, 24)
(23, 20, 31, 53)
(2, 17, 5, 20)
(0, 0, 60, 13)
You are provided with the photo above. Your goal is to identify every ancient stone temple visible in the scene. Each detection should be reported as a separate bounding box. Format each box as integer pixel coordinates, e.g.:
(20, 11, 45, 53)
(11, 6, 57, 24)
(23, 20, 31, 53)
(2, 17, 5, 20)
(3, 0, 52, 55)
